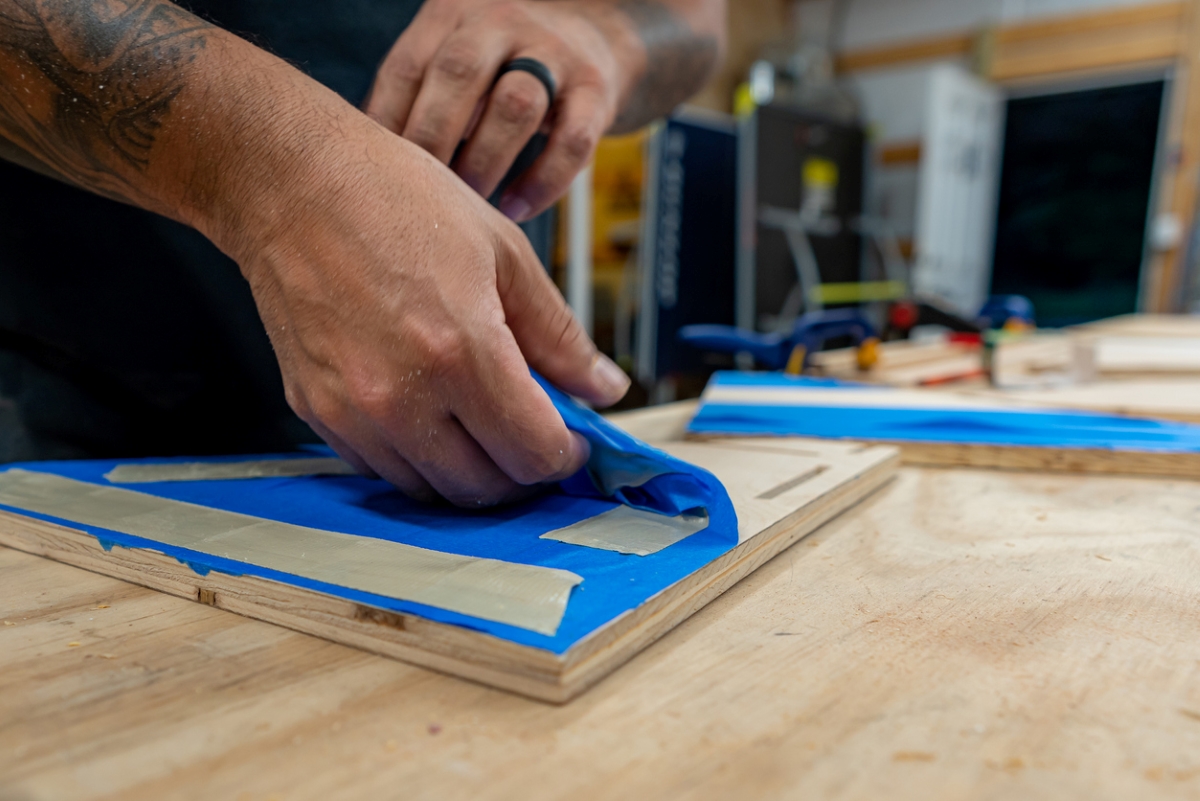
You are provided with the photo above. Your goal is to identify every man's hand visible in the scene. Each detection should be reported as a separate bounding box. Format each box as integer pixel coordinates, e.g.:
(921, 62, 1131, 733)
(0, 0, 631, 506)
(364, 0, 724, 221)
(232, 119, 632, 506)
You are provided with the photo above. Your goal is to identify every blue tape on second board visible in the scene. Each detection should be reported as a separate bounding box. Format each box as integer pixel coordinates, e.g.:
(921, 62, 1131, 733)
(688, 372, 1200, 453)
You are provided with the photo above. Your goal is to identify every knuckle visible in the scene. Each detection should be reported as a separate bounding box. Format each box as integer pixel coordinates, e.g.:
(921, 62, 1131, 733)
(384, 51, 424, 84)
(547, 302, 586, 352)
(411, 324, 472, 380)
(559, 124, 599, 163)
(432, 42, 483, 84)
(305, 393, 345, 429)
(509, 438, 569, 484)
(356, 392, 396, 423)
(485, 1, 526, 24)
(575, 62, 604, 88)
(282, 383, 308, 416)
(494, 82, 544, 126)
(344, 376, 395, 422)
(407, 121, 446, 149)
(433, 332, 471, 375)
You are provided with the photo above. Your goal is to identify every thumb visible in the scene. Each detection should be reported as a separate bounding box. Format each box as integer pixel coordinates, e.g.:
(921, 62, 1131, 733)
(496, 229, 630, 407)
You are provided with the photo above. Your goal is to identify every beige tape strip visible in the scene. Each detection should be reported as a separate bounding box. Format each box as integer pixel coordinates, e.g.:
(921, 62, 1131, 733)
(702, 385, 1009, 410)
(104, 457, 357, 483)
(0, 469, 580, 635)
(540, 506, 709, 556)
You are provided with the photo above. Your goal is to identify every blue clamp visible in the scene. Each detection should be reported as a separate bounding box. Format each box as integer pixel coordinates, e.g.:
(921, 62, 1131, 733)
(679, 308, 880, 374)
(977, 295, 1036, 331)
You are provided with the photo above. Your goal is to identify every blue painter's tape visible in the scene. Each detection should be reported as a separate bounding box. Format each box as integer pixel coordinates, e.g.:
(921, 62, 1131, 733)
(688, 371, 1200, 453)
(535, 373, 736, 533)
(3, 378, 738, 655)
(705, 372, 872, 389)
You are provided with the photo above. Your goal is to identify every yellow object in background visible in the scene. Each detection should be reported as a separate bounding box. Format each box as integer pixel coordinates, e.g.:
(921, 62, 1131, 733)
(856, 337, 881, 371)
(734, 82, 757, 118)
(785, 345, 808, 376)
(553, 130, 645, 275)
(553, 130, 648, 356)
(591, 130, 647, 268)
(802, 157, 839, 191)
(816, 280, 907, 305)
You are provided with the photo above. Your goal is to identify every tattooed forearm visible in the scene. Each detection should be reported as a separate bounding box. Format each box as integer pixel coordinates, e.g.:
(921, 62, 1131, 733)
(0, 0, 211, 203)
(611, 0, 718, 133)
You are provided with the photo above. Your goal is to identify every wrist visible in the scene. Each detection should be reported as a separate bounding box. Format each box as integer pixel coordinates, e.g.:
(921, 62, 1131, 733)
(170, 37, 371, 269)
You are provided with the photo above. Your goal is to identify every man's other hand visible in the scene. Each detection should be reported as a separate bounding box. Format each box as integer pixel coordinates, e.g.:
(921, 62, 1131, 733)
(363, 0, 724, 220)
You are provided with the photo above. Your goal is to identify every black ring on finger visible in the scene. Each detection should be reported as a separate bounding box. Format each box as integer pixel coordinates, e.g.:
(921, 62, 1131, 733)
(494, 57, 556, 111)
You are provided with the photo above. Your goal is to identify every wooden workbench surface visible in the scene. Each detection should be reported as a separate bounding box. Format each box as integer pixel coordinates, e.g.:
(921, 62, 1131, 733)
(4, 407, 1200, 799)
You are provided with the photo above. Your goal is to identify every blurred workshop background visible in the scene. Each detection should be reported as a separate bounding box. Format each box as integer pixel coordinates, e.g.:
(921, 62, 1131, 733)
(540, 0, 1200, 408)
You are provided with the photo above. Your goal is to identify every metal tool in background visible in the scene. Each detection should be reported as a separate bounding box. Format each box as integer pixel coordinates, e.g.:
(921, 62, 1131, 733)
(737, 105, 867, 334)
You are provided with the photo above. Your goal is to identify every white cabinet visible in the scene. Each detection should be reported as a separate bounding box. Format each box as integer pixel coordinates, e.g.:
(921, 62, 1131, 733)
(855, 64, 1004, 315)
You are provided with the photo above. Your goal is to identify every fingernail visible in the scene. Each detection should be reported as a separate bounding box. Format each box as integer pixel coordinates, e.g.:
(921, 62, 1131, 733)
(592, 354, 631, 403)
(568, 431, 592, 473)
(498, 195, 531, 222)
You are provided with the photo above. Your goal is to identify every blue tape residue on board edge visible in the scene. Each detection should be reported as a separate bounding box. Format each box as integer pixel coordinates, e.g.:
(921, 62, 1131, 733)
(1, 378, 738, 655)
(688, 371, 1200, 452)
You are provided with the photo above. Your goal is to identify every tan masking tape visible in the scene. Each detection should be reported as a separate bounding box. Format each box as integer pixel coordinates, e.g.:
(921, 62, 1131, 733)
(104, 457, 357, 483)
(540, 506, 709, 556)
(0, 469, 581, 635)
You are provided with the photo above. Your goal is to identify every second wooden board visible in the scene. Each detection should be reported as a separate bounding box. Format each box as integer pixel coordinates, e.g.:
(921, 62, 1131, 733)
(687, 373, 1200, 478)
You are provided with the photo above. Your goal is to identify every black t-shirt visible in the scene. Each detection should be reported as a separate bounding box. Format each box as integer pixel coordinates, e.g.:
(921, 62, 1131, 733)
(0, 1, 424, 460)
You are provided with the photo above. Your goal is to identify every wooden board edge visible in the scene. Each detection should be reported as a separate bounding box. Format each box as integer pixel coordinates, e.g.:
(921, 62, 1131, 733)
(0, 513, 574, 702)
(0, 448, 900, 704)
(687, 432, 1200, 479)
(895, 442, 1200, 478)
(550, 450, 901, 700)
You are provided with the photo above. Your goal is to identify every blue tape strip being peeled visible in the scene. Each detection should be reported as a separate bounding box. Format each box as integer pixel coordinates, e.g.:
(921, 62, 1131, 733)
(535, 373, 736, 528)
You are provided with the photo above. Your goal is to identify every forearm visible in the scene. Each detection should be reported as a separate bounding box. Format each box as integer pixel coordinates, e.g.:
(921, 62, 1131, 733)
(0, 1, 348, 251)
(602, 0, 725, 133)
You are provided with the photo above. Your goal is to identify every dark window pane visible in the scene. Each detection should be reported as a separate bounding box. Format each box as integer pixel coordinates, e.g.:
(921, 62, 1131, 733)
(991, 80, 1164, 326)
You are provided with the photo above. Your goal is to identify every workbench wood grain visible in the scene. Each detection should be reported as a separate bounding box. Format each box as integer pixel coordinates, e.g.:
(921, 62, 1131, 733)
(4, 463, 1200, 800)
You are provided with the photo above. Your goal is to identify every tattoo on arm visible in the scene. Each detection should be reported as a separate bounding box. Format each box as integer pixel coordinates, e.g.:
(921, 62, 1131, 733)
(612, 0, 717, 132)
(0, 0, 211, 203)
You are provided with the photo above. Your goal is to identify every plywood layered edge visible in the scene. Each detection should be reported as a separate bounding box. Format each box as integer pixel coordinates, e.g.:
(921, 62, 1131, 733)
(689, 433, 1200, 480)
(0, 450, 898, 703)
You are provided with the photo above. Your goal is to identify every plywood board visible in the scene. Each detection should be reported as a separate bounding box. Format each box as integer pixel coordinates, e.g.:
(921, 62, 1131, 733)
(7, 452, 1200, 799)
(1025, 335, 1200, 377)
(814, 318, 1200, 387)
(960, 378, 1200, 424)
(1069, 312, 1200, 338)
(810, 315, 1200, 422)
(688, 374, 1200, 478)
(0, 432, 897, 703)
